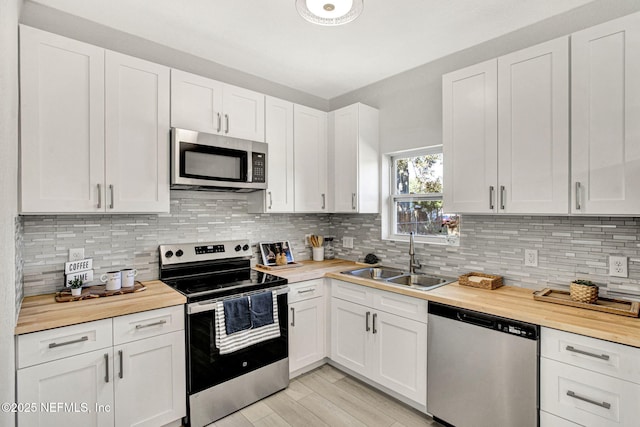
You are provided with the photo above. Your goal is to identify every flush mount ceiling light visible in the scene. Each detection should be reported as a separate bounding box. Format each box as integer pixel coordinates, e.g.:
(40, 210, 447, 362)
(296, 0, 364, 26)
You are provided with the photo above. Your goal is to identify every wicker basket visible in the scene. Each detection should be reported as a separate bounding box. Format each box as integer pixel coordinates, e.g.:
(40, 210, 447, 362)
(569, 282, 599, 304)
(458, 272, 503, 290)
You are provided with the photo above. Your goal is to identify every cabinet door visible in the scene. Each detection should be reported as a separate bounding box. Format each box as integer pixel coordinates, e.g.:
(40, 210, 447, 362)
(571, 12, 640, 215)
(330, 298, 370, 376)
(105, 51, 170, 213)
(265, 96, 294, 212)
(170, 69, 223, 134)
(17, 348, 114, 427)
(222, 84, 265, 142)
(371, 311, 427, 405)
(294, 105, 328, 212)
(442, 59, 498, 214)
(498, 37, 569, 214)
(20, 25, 105, 213)
(331, 104, 359, 212)
(289, 297, 325, 373)
(114, 331, 186, 427)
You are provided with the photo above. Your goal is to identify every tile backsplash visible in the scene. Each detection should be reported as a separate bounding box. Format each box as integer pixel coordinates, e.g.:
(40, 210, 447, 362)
(20, 192, 640, 300)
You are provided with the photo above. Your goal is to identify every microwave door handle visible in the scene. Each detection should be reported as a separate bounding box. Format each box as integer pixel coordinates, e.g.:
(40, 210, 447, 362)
(246, 151, 253, 183)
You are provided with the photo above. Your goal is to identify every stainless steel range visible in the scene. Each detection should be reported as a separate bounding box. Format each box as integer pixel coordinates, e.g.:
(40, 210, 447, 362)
(159, 240, 289, 427)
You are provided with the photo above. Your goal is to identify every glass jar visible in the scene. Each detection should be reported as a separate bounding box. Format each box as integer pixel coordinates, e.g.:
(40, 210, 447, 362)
(324, 236, 335, 260)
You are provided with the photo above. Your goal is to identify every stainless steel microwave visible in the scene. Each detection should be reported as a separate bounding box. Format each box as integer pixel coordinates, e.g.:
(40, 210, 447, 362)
(171, 128, 267, 192)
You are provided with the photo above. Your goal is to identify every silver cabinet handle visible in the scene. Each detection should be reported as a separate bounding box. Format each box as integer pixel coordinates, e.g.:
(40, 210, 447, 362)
(372, 313, 378, 334)
(366, 311, 371, 332)
(352, 193, 357, 210)
(109, 184, 114, 209)
(225, 114, 229, 134)
(49, 335, 89, 349)
(104, 353, 109, 383)
(489, 186, 494, 210)
(118, 350, 123, 379)
(268, 191, 273, 210)
(321, 193, 326, 210)
(500, 186, 505, 210)
(290, 307, 295, 327)
(135, 320, 167, 330)
(97, 184, 102, 209)
(566, 390, 611, 409)
(217, 113, 222, 133)
(297, 289, 315, 294)
(566, 345, 610, 361)
(575, 182, 582, 210)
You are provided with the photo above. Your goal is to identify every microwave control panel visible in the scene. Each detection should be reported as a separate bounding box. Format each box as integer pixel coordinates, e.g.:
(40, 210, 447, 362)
(252, 153, 266, 183)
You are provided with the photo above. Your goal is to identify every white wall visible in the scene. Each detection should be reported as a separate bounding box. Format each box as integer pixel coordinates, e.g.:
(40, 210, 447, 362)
(329, 0, 640, 154)
(0, 0, 20, 424)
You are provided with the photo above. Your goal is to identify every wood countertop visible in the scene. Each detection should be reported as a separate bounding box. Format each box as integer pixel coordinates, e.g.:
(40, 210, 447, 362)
(15, 280, 186, 335)
(262, 259, 640, 348)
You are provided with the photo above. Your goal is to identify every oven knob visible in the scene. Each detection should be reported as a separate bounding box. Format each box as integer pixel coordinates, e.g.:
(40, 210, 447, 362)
(242, 244, 250, 251)
(176, 249, 184, 257)
(235, 245, 242, 252)
(165, 250, 174, 258)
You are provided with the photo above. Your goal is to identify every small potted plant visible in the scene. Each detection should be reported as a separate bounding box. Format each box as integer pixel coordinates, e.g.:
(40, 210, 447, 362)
(68, 277, 84, 296)
(570, 279, 598, 304)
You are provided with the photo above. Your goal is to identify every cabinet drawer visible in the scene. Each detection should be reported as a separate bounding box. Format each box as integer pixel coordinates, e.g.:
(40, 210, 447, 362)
(373, 291, 428, 323)
(17, 318, 112, 369)
(113, 305, 184, 345)
(540, 410, 583, 427)
(540, 357, 640, 426)
(288, 279, 324, 303)
(541, 327, 640, 384)
(331, 279, 373, 306)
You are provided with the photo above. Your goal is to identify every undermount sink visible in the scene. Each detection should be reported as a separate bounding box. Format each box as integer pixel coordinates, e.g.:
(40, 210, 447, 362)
(341, 267, 454, 292)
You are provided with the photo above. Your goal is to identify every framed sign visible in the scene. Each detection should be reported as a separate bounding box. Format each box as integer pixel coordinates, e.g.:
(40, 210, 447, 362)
(259, 241, 294, 266)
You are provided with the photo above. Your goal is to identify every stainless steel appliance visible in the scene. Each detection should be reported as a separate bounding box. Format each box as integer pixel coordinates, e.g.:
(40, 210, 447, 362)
(159, 240, 288, 427)
(171, 127, 267, 192)
(427, 302, 539, 427)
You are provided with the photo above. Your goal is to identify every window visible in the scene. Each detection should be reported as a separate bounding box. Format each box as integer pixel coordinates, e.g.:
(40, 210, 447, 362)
(388, 147, 459, 244)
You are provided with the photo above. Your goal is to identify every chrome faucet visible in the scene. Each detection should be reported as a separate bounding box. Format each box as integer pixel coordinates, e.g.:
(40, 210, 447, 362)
(409, 232, 422, 274)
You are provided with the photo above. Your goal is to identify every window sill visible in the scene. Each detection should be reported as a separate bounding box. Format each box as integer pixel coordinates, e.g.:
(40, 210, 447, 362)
(383, 234, 460, 247)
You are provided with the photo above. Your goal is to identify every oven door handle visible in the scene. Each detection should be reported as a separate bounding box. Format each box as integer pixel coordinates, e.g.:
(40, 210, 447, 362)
(187, 286, 290, 314)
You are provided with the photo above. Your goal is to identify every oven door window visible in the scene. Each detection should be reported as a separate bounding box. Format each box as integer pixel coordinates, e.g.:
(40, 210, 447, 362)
(187, 293, 288, 394)
(180, 142, 247, 182)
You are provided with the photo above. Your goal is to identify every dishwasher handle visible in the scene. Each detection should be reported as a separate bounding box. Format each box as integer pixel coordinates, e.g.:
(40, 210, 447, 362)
(456, 312, 495, 328)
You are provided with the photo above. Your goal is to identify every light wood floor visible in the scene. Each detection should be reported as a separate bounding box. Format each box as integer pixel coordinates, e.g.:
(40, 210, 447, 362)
(211, 364, 443, 427)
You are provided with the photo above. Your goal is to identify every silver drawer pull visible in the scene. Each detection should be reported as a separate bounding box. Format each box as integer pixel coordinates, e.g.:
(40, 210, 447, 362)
(566, 345, 610, 361)
(297, 289, 315, 294)
(566, 390, 611, 409)
(49, 335, 89, 348)
(135, 320, 167, 329)
(104, 353, 109, 383)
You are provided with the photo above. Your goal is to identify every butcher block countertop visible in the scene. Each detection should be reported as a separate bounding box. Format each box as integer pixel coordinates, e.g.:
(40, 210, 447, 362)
(15, 280, 186, 335)
(260, 259, 640, 348)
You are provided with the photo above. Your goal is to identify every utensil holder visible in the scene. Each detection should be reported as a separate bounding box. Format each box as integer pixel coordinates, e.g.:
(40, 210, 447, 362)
(312, 247, 324, 262)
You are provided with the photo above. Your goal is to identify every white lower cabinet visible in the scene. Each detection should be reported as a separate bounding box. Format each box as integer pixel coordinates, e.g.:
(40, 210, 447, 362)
(540, 327, 640, 427)
(16, 306, 186, 427)
(288, 280, 326, 375)
(330, 280, 427, 408)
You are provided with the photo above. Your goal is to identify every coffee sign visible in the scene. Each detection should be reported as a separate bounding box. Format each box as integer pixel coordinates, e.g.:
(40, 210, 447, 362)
(64, 258, 93, 274)
(66, 270, 94, 284)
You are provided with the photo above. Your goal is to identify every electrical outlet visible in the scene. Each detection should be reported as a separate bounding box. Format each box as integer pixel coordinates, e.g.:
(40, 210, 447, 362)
(524, 249, 538, 267)
(342, 236, 354, 249)
(609, 255, 628, 278)
(69, 248, 84, 262)
(304, 234, 312, 247)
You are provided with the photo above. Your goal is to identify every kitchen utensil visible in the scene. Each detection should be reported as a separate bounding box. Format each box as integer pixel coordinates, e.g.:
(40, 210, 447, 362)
(100, 271, 122, 291)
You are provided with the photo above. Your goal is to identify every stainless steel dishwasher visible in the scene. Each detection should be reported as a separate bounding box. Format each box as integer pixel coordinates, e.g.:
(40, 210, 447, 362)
(427, 302, 539, 427)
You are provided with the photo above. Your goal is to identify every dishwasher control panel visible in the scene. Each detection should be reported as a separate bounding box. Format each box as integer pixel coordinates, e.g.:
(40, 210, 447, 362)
(498, 322, 537, 339)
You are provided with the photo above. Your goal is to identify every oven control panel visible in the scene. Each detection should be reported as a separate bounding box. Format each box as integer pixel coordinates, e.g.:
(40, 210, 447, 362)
(159, 240, 252, 266)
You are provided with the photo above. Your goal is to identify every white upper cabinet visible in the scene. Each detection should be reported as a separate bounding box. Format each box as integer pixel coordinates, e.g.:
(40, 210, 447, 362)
(443, 59, 498, 214)
(329, 103, 379, 213)
(105, 51, 170, 213)
(571, 12, 640, 215)
(497, 37, 569, 214)
(171, 69, 265, 142)
(443, 37, 569, 215)
(20, 25, 106, 213)
(20, 26, 170, 214)
(294, 104, 328, 212)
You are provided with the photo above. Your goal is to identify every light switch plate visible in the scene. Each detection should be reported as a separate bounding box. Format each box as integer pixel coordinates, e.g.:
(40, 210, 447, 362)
(524, 249, 538, 267)
(609, 256, 628, 278)
(69, 248, 84, 262)
(343, 236, 354, 249)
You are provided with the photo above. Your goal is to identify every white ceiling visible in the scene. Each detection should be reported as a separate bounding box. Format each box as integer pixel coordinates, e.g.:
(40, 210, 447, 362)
(30, 0, 594, 99)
